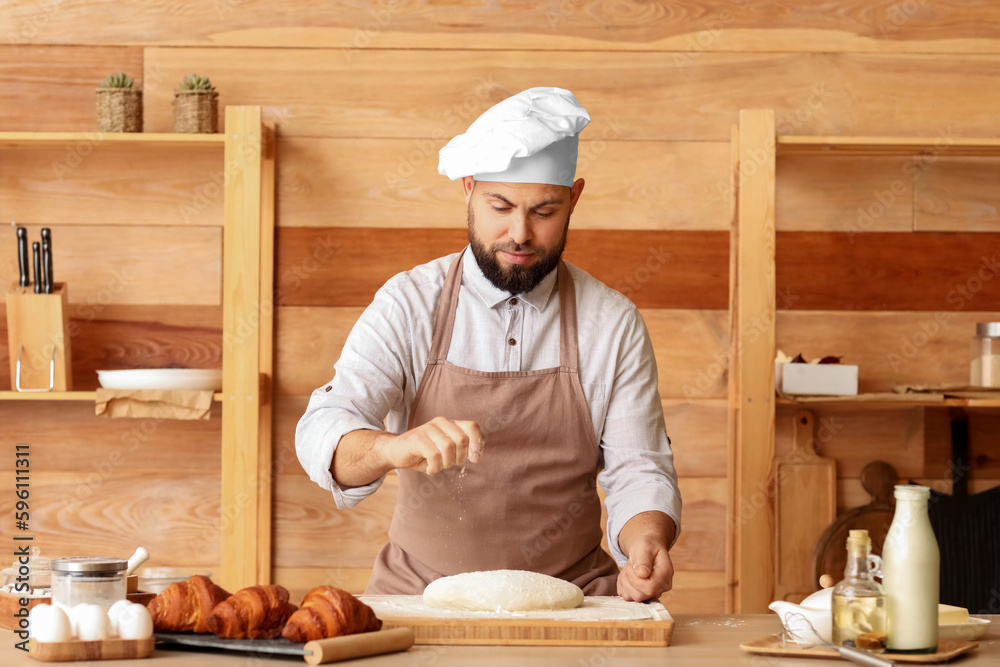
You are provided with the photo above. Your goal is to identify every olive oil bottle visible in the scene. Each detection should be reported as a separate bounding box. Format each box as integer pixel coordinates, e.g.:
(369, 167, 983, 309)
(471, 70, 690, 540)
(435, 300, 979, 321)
(832, 530, 887, 652)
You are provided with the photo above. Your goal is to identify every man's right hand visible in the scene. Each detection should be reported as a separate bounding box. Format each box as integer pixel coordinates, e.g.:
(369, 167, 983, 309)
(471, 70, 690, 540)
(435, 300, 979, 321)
(332, 418, 485, 488)
(383, 417, 485, 474)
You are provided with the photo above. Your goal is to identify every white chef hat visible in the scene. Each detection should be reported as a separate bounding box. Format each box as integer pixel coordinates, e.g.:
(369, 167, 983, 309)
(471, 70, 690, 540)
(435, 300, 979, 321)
(438, 87, 590, 188)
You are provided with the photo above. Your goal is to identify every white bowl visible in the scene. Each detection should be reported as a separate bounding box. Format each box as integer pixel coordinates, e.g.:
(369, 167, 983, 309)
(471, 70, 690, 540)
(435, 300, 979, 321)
(97, 369, 222, 391)
(939, 617, 991, 641)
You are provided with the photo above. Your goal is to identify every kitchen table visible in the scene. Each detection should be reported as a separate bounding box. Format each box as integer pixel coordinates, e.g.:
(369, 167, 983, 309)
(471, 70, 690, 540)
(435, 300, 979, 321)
(1, 614, 996, 666)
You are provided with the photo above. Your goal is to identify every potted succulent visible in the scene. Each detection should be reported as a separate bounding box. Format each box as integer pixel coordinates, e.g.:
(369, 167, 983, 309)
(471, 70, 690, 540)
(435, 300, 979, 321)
(173, 74, 219, 133)
(96, 72, 142, 133)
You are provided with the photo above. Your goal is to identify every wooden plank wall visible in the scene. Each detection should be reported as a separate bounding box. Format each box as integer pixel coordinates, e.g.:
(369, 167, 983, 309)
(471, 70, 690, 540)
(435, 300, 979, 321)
(1, 2, 999, 613)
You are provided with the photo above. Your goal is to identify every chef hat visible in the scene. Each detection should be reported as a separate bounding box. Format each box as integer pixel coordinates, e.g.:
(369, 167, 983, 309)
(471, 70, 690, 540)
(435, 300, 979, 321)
(438, 87, 590, 188)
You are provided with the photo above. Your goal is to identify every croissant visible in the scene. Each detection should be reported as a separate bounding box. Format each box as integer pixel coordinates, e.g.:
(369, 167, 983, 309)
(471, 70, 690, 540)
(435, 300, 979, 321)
(148, 574, 232, 633)
(281, 586, 381, 642)
(207, 584, 298, 639)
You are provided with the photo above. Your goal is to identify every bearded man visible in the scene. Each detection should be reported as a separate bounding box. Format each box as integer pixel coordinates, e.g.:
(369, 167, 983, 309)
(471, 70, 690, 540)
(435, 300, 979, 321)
(295, 87, 681, 601)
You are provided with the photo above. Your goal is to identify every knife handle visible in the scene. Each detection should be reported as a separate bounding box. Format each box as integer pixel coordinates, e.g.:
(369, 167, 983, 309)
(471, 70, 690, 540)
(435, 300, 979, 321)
(41, 239, 53, 294)
(40, 227, 53, 293)
(303, 627, 414, 665)
(16, 227, 30, 287)
(32, 241, 42, 294)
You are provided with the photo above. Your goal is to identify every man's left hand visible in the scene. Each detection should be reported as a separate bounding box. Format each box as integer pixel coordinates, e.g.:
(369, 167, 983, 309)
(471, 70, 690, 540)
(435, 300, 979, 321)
(616, 511, 676, 602)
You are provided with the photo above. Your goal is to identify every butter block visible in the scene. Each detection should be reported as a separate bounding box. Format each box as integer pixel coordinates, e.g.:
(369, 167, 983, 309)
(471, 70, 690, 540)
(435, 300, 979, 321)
(938, 603, 970, 625)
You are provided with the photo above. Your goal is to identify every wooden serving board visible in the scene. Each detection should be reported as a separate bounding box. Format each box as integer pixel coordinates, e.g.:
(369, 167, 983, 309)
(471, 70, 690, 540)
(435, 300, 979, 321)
(360, 595, 674, 646)
(28, 636, 154, 661)
(774, 410, 837, 602)
(740, 635, 979, 663)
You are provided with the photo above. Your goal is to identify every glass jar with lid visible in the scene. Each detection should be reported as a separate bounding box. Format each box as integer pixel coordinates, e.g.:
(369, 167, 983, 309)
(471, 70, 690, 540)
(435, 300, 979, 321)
(971, 322, 1000, 387)
(51, 557, 127, 613)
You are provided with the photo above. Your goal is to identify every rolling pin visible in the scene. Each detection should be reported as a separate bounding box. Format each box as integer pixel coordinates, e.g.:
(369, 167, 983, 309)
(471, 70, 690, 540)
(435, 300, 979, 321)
(303, 627, 414, 664)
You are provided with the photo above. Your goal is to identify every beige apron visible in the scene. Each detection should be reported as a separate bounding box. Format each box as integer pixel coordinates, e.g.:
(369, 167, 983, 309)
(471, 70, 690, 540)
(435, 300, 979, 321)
(365, 251, 619, 595)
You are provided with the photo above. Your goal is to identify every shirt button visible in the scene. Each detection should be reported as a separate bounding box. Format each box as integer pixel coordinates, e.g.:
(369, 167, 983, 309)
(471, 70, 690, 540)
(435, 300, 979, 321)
(508, 338, 517, 346)
(509, 298, 519, 306)
(324, 386, 332, 392)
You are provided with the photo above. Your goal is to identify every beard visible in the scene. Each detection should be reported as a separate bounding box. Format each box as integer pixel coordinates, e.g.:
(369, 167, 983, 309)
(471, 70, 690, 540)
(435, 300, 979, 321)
(467, 206, 569, 295)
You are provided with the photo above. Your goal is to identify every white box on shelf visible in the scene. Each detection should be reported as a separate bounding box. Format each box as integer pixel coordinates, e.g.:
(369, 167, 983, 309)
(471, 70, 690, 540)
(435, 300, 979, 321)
(775, 362, 858, 396)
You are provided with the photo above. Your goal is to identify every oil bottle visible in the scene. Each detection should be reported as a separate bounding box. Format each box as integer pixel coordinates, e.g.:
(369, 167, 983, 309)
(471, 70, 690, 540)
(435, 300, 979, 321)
(832, 529, 887, 652)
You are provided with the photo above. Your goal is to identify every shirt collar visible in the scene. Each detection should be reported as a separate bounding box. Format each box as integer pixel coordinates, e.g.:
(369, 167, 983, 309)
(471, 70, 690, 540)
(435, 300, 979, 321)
(461, 246, 559, 312)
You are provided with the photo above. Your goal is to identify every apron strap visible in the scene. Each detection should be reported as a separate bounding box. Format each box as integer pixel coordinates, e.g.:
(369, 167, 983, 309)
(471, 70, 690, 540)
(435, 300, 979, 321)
(557, 261, 579, 372)
(430, 252, 579, 371)
(427, 251, 465, 363)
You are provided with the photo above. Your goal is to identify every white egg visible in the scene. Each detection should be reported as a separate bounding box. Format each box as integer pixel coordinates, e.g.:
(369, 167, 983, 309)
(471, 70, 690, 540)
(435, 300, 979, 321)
(28, 604, 72, 643)
(115, 603, 153, 640)
(107, 599, 133, 637)
(71, 603, 111, 641)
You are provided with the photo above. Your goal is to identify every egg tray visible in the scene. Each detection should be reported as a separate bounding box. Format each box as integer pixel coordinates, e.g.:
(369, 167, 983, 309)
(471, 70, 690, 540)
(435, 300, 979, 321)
(28, 636, 155, 661)
(0, 590, 154, 632)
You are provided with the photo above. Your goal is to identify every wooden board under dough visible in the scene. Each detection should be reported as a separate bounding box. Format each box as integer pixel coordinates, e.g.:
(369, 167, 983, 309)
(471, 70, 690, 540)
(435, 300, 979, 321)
(359, 595, 674, 646)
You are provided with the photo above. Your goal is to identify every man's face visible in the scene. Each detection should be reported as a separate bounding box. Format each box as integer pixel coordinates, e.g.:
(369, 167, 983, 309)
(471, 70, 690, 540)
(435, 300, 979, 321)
(464, 178, 585, 295)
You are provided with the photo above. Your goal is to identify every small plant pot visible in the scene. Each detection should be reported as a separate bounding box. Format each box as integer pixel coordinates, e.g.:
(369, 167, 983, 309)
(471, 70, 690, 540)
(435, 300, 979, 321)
(173, 90, 219, 133)
(96, 88, 143, 133)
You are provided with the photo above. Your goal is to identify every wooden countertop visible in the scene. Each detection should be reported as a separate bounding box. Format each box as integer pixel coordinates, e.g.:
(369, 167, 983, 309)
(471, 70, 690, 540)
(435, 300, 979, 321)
(2, 615, 997, 666)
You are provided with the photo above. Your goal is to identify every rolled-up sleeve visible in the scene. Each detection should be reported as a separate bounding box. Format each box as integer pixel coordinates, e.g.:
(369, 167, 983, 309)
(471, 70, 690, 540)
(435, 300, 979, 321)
(598, 309, 682, 566)
(295, 284, 412, 509)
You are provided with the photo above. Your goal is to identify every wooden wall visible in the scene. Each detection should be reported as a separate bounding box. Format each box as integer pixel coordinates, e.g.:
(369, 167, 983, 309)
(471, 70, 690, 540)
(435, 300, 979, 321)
(1, 2, 999, 613)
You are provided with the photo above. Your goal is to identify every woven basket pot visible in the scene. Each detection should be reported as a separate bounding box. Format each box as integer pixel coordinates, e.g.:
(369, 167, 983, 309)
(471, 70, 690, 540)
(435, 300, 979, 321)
(96, 88, 143, 133)
(173, 90, 219, 133)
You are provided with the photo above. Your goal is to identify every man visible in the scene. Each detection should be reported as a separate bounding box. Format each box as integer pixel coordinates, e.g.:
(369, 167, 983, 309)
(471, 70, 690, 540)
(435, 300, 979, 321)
(296, 87, 681, 601)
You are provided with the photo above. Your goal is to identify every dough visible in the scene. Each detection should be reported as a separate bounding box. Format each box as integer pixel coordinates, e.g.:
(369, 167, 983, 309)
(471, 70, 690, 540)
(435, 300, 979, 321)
(422, 570, 584, 612)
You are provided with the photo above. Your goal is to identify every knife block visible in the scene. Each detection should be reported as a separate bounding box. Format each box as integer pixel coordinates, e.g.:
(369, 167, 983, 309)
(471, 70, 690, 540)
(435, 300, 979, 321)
(5, 283, 73, 391)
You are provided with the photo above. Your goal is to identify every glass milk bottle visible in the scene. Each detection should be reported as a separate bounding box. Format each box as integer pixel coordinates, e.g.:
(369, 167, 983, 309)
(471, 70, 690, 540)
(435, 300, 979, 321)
(832, 529, 886, 652)
(882, 485, 939, 653)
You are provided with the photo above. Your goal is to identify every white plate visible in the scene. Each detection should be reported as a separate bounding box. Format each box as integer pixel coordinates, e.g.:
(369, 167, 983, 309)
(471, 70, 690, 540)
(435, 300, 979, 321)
(97, 369, 222, 391)
(939, 616, 991, 641)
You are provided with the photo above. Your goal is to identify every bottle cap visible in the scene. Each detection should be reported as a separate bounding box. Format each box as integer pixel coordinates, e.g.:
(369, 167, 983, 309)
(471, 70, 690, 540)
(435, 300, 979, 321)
(846, 529, 871, 550)
(976, 322, 1000, 337)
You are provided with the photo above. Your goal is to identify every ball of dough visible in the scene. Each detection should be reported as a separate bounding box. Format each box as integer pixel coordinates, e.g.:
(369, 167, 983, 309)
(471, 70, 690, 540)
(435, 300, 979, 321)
(28, 604, 72, 643)
(423, 570, 584, 612)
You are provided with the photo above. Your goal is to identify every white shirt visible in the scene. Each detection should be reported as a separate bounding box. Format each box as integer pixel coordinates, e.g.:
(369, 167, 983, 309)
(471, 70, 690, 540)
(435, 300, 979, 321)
(295, 249, 682, 565)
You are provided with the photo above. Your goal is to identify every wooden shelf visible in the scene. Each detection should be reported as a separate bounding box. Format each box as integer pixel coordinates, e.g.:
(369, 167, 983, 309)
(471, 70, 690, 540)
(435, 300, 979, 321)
(777, 135, 1000, 157)
(0, 391, 96, 401)
(731, 111, 1000, 614)
(1, 108, 273, 592)
(0, 391, 224, 402)
(0, 131, 225, 148)
(776, 395, 1000, 409)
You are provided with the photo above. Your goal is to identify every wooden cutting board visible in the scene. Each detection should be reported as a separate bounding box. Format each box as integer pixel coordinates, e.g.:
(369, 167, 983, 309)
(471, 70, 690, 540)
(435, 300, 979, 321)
(360, 595, 673, 646)
(774, 410, 837, 602)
